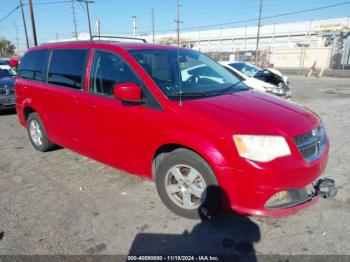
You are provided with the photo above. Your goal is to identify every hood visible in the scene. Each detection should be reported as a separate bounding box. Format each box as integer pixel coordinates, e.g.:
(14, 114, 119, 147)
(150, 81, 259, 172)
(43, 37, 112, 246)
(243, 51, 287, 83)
(266, 68, 288, 83)
(0, 77, 15, 88)
(178, 90, 319, 138)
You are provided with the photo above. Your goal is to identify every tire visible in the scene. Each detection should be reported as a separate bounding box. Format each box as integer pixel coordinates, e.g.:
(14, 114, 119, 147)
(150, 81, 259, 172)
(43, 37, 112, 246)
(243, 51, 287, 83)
(155, 148, 221, 219)
(27, 112, 55, 152)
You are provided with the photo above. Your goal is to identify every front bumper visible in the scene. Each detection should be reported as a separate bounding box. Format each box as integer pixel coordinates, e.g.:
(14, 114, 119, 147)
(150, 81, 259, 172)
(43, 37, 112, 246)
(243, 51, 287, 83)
(215, 145, 332, 216)
(269, 86, 291, 99)
(0, 94, 16, 109)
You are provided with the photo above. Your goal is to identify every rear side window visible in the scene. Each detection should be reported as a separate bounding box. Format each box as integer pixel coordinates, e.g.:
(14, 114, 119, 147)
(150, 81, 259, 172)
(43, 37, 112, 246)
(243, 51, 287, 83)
(48, 49, 88, 89)
(18, 49, 49, 81)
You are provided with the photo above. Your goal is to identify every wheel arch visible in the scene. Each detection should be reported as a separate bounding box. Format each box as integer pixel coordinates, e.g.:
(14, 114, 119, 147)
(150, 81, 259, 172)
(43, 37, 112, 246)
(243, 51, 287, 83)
(152, 143, 195, 179)
(151, 138, 229, 181)
(21, 100, 52, 140)
(24, 106, 36, 122)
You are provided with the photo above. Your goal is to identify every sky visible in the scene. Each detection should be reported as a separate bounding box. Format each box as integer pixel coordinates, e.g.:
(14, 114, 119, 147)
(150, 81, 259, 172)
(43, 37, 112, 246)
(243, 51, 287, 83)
(0, 0, 349, 50)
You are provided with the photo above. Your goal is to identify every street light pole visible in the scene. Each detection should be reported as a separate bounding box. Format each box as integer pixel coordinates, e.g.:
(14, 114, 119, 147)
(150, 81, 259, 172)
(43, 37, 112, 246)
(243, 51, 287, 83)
(28, 0, 38, 46)
(151, 8, 155, 43)
(19, 0, 29, 49)
(255, 0, 263, 65)
(132, 16, 137, 37)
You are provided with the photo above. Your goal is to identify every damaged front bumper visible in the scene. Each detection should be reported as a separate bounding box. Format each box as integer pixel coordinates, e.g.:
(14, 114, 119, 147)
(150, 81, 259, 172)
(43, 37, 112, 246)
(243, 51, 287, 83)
(267, 83, 291, 99)
(265, 178, 337, 210)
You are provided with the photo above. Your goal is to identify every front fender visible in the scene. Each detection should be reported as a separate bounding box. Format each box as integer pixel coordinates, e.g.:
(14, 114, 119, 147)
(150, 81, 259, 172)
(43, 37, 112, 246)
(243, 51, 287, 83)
(148, 129, 232, 178)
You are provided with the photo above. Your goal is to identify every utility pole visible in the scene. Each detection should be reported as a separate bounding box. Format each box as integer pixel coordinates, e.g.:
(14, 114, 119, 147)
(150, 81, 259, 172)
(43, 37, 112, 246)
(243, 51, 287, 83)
(76, 0, 94, 40)
(132, 16, 137, 37)
(175, 0, 182, 46)
(19, 0, 29, 49)
(56, 33, 59, 43)
(71, 0, 78, 40)
(255, 0, 263, 65)
(85, 0, 92, 40)
(14, 20, 20, 56)
(28, 0, 38, 46)
(151, 8, 155, 43)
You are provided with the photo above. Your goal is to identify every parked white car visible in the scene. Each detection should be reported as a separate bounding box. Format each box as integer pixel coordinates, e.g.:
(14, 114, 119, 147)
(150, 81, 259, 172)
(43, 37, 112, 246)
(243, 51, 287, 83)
(220, 61, 291, 98)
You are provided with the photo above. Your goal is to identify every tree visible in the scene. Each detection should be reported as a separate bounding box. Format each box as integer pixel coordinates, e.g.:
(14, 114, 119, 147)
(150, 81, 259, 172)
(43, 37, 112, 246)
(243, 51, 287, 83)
(0, 38, 16, 57)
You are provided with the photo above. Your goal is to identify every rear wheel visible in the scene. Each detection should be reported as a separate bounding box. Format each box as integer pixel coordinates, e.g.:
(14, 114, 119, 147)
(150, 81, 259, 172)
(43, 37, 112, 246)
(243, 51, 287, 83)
(27, 113, 55, 152)
(155, 148, 220, 219)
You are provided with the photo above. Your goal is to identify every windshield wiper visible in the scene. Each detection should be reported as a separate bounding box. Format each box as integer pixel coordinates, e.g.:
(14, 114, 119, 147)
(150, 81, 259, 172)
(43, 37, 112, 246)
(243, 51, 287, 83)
(204, 81, 244, 95)
(167, 81, 245, 99)
(167, 91, 210, 97)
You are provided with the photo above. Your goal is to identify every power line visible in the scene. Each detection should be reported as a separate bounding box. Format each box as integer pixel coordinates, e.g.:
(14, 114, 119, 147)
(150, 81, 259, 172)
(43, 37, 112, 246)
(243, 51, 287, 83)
(0, 5, 20, 23)
(0, 1, 71, 24)
(156, 1, 350, 33)
(33, 1, 72, 5)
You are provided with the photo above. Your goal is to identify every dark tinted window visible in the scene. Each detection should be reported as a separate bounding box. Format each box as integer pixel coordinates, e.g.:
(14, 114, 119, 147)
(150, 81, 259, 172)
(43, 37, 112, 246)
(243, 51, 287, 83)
(18, 49, 49, 81)
(48, 49, 88, 89)
(90, 50, 139, 96)
(90, 50, 161, 110)
(0, 68, 16, 77)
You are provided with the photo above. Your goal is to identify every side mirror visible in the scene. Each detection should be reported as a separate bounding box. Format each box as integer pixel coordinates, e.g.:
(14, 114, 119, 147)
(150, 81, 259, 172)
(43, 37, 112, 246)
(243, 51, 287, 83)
(113, 82, 145, 104)
(9, 57, 19, 68)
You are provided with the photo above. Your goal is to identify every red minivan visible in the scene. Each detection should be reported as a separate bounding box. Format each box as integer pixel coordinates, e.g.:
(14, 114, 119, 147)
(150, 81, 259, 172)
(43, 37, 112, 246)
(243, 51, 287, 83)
(15, 41, 336, 219)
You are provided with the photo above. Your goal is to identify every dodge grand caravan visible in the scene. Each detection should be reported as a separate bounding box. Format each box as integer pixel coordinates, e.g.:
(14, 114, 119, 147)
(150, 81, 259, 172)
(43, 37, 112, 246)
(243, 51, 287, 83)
(15, 41, 336, 219)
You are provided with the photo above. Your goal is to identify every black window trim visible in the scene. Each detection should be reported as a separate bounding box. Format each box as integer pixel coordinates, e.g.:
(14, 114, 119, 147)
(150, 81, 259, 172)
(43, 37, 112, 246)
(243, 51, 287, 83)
(88, 48, 163, 110)
(45, 47, 90, 92)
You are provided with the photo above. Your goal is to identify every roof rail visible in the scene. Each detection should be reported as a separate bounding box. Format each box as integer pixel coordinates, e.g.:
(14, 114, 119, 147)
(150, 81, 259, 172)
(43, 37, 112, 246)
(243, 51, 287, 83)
(91, 35, 147, 43)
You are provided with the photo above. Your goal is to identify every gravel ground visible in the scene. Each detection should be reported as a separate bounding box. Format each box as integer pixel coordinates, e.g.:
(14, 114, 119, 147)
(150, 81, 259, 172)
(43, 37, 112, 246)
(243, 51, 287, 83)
(0, 76, 349, 257)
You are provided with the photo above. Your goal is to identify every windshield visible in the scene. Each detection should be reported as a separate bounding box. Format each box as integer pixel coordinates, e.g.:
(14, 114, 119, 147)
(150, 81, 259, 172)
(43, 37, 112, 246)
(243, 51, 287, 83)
(129, 49, 248, 99)
(0, 67, 16, 78)
(230, 62, 262, 77)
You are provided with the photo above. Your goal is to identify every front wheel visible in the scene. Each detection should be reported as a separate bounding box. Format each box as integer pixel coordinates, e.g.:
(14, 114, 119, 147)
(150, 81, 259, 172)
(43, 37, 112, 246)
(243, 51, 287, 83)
(155, 148, 220, 219)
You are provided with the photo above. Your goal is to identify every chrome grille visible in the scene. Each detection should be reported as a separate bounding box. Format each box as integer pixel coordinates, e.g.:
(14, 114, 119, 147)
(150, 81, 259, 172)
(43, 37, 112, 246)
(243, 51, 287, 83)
(294, 124, 327, 162)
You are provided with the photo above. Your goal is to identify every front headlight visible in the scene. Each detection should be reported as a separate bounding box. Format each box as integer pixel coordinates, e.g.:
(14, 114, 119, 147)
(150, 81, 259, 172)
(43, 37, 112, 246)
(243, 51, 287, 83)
(233, 135, 291, 162)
